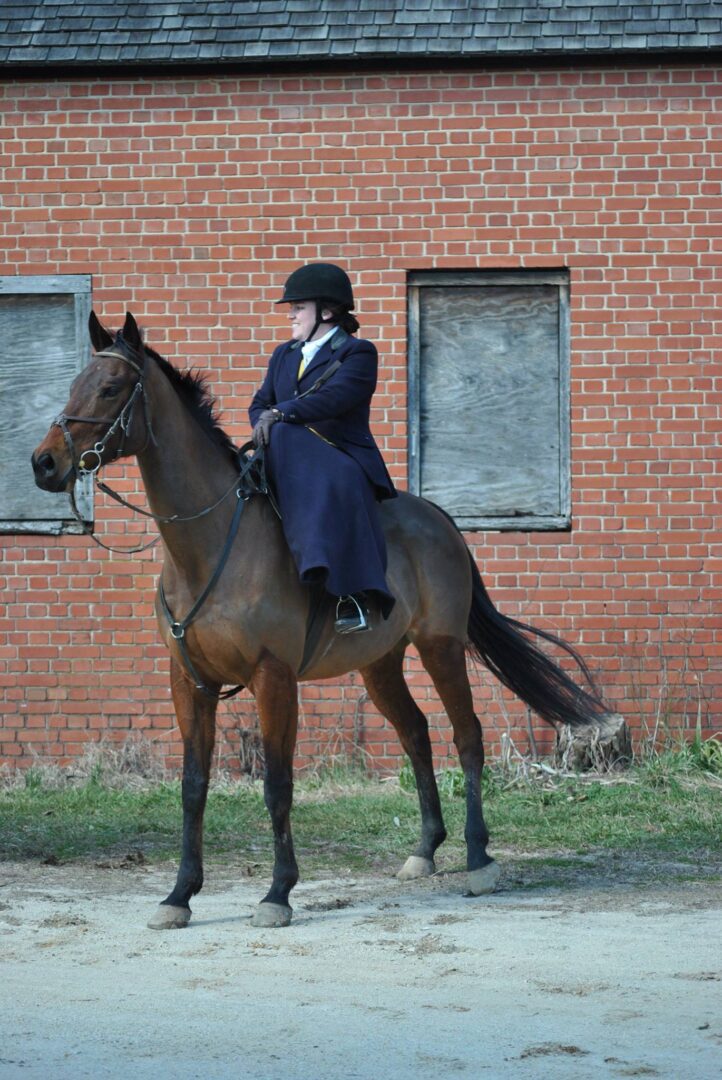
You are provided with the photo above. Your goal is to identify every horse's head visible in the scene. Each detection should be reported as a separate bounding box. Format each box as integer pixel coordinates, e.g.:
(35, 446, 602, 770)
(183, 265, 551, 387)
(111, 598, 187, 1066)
(31, 311, 151, 492)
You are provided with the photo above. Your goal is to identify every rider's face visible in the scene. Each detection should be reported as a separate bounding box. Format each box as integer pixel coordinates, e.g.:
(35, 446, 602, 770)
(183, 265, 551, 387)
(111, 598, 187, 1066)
(287, 301, 331, 342)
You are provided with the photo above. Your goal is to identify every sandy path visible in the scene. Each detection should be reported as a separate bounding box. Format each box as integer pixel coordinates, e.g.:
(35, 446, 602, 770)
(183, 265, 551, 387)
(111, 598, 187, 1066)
(1, 860, 720, 1079)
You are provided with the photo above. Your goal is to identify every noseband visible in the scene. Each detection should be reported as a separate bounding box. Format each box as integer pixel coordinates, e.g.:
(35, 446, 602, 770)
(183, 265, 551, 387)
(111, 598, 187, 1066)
(52, 348, 153, 478)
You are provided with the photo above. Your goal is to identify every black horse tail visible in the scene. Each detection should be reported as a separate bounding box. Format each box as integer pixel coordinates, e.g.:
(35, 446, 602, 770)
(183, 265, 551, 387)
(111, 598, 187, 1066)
(465, 550, 609, 730)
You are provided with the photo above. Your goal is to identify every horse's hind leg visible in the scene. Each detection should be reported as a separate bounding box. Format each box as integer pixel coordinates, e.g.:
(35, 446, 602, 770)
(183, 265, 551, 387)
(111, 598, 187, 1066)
(418, 635, 500, 896)
(361, 645, 447, 879)
(149, 658, 217, 929)
(249, 652, 299, 928)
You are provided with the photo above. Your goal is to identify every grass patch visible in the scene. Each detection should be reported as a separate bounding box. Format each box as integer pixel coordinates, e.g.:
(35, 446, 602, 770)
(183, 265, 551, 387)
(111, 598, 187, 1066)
(1, 751, 720, 878)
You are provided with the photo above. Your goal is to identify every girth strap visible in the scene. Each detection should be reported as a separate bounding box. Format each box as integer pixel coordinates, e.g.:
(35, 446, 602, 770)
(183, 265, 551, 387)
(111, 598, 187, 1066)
(298, 585, 334, 679)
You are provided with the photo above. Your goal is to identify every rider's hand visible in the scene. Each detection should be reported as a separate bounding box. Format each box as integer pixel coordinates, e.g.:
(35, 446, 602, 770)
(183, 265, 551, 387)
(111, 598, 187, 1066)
(252, 409, 280, 449)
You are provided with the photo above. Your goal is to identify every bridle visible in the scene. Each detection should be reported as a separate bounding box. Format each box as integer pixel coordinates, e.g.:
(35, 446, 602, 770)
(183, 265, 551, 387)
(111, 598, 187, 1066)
(52, 348, 153, 482)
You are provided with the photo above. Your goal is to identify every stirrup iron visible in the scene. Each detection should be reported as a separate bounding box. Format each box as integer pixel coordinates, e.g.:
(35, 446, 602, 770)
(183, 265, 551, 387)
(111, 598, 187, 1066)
(335, 594, 370, 635)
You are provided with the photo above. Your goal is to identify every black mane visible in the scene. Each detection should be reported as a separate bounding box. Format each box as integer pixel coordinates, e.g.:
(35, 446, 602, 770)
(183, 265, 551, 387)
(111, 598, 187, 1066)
(117, 331, 240, 464)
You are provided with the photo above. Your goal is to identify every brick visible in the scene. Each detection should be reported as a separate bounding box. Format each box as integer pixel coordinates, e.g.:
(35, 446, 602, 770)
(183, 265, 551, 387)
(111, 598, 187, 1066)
(2, 64, 721, 770)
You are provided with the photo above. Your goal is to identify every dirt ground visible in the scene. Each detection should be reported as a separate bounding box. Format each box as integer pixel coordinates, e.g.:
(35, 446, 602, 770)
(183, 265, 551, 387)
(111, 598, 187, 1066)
(1, 855, 720, 1080)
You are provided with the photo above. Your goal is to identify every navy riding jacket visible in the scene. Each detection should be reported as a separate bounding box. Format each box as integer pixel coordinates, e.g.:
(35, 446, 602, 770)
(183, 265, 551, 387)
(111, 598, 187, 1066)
(249, 329, 396, 501)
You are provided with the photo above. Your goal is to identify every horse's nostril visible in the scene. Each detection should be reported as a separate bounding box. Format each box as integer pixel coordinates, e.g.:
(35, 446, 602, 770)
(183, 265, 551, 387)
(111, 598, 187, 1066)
(34, 451, 56, 477)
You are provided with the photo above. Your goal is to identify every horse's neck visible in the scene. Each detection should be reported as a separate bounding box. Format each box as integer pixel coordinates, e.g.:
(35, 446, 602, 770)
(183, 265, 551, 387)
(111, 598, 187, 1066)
(137, 360, 239, 574)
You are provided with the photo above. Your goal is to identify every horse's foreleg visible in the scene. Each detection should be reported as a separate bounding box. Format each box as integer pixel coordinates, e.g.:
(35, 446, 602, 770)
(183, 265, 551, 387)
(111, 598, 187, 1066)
(418, 635, 500, 896)
(250, 653, 299, 928)
(361, 646, 447, 880)
(148, 658, 217, 930)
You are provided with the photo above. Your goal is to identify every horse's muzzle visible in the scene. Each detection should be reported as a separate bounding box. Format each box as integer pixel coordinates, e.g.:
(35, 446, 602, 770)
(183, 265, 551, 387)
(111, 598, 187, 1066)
(31, 447, 75, 492)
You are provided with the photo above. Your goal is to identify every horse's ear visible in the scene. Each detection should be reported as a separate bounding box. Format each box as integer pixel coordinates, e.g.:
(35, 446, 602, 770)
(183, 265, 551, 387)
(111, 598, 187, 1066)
(122, 311, 143, 353)
(88, 310, 113, 352)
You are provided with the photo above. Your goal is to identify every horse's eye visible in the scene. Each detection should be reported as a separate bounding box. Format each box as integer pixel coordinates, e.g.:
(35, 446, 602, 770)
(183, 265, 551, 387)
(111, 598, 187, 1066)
(101, 385, 120, 399)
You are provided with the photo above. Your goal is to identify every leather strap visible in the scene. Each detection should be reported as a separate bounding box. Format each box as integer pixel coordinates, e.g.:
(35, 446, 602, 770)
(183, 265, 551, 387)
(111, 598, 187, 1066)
(298, 586, 334, 678)
(159, 489, 248, 699)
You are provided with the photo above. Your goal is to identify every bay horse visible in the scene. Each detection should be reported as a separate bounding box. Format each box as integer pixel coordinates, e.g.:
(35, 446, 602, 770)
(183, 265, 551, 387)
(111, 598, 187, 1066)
(32, 311, 609, 930)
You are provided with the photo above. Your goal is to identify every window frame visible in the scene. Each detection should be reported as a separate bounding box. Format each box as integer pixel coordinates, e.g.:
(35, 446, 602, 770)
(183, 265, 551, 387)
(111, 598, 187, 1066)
(0, 274, 94, 535)
(407, 268, 571, 532)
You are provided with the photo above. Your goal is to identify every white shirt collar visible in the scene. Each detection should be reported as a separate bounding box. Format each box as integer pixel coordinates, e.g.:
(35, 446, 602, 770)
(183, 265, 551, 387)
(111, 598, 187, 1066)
(300, 326, 337, 363)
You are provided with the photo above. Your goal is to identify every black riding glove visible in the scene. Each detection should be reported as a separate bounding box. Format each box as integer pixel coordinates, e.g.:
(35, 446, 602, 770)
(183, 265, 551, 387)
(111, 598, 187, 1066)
(252, 409, 280, 449)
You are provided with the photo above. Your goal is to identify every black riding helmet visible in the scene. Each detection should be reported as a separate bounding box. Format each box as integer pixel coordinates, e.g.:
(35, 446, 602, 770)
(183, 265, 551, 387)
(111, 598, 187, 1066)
(276, 263, 355, 310)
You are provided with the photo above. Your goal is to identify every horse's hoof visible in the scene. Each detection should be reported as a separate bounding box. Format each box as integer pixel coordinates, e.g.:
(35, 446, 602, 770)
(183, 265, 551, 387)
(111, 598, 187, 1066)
(147, 904, 191, 930)
(397, 855, 436, 881)
(467, 861, 501, 896)
(251, 902, 292, 928)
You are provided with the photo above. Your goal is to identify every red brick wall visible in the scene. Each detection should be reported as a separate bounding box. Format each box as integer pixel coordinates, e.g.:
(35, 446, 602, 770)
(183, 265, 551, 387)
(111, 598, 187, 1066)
(2, 64, 720, 773)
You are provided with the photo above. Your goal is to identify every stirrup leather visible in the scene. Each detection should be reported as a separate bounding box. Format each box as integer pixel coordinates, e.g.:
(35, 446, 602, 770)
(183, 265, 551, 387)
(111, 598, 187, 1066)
(335, 594, 370, 634)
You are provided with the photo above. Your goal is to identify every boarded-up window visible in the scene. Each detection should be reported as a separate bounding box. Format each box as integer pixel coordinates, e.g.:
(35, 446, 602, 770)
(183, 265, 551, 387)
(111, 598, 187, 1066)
(408, 270, 570, 530)
(0, 276, 93, 534)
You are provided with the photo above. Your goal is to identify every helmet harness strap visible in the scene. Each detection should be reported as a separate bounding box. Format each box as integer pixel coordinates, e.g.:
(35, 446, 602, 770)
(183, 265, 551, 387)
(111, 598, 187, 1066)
(306, 299, 335, 344)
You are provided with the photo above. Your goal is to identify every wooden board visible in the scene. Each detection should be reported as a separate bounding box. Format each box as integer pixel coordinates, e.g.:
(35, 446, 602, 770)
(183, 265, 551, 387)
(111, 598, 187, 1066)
(408, 274, 570, 530)
(0, 281, 93, 531)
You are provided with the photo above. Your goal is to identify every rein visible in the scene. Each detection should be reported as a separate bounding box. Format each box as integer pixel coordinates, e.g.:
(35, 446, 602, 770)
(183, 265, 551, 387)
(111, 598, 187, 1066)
(58, 344, 268, 699)
(59, 339, 332, 699)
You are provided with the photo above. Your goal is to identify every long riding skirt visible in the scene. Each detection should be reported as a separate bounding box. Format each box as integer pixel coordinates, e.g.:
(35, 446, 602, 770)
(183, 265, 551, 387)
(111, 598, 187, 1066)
(266, 424, 394, 616)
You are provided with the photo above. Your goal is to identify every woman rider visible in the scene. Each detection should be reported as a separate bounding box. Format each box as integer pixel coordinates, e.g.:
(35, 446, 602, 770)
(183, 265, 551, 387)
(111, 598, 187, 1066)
(249, 263, 396, 634)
